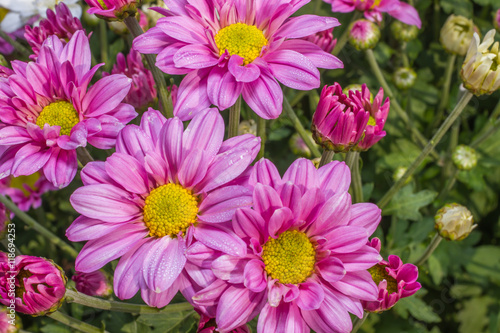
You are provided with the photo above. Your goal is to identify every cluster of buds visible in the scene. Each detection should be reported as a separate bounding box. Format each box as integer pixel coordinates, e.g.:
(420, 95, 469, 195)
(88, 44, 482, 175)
(452, 145, 478, 170)
(303, 28, 337, 54)
(312, 83, 389, 152)
(348, 19, 381, 50)
(440, 15, 475, 56)
(25, 3, 86, 59)
(435, 203, 476, 241)
(363, 238, 421, 312)
(85, 0, 140, 21)
(391, 21, 419, 42)
(461, 29, 500, 95)
(0, 253, 67, 316)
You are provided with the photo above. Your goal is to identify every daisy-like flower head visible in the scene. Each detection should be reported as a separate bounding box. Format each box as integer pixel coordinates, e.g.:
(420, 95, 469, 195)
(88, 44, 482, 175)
(0, 31, 137, 189)
(323, 0, 421, 28)
(103, 49, 157, 110)
(133, 0, 343, 120)
(72, 271, 112, 297)
(312, 83, 370, 153)
(0, 171, 56, 213)
(351, 84, 390, 151)
(461, 30, 500, 96)
(67, 108, 261, 308)
(0, 252, 67, 316)
(85, 0, 140, 21)
(25, 2, 86, 60)
(193, 158, 383, 332)
(363, 239, 421, 312)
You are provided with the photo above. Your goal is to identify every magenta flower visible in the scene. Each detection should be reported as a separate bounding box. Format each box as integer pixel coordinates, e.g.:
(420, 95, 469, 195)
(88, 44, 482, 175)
(0, 306, 18, 333)
(72, 271, 112, 297)
(103, 49, 157, 110)
(324, 0, 421, 28)
(0, 252, 67, 316)
(303, 28, 337, 54)
(312, 83, 370, 153)
(25, 2, 86, 60)
(85, 0, 139, 20)
(363, 239, 421, 312)
(67, 108, 260, 308)
(0, 171, 56, 213)
(351, 84, 389, 151)
(0, 31, 136, 188)
(193, 158, 382, 332)
(133, 0, 343, 120)
(197, 311, 250, 333)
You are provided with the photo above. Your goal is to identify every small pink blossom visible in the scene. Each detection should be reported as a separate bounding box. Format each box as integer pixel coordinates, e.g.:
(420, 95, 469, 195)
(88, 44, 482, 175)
(85, 0, 139, 20)
(72, 271, 112, 297)
(303, 29, 337, 54)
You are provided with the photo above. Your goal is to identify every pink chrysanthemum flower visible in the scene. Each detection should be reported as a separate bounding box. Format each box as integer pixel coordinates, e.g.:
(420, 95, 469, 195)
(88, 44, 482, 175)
(133, 0, 343, 120)
(0, 171, 56, 212)
(351, 84, 389, 151)
(363, 239, 421, 312)
(0, 31, 137, 188)
(312, 83, 370, 153)
(193, 158, 383, 332)
(324, 0, 421, 28)
(85, 0, 140, 20)
(72, 271, 112, 297)
(103, 49, 157, 110)
(67, 108, 260, 308)
(25, 2, 86, 60)
(0, 252, 67, 316)
(303, 28, 337, 54)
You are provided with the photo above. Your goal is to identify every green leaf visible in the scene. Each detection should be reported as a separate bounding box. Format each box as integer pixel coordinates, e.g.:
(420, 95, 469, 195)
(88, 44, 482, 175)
(457, 297, 494, 333)
(465, 246, 500, 285)
(428, 255, 444, 285)
(440, 0, 473, 17)
(383, 184, 437, 221)
(138, 311, 198, 333)
(394, 296, 442, 323)
(363, 182, 374, 201)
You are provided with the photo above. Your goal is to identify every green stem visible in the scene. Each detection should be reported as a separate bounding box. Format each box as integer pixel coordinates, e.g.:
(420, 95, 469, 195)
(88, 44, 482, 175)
(65, 290, 193, 314)
(256, 117, 266, 160)
(283, 97, 321, 158)
(443, 119, 460, 178)
(351, 152, 364, 203)
(377, 91, 473, 209)
(470, 117, 500, 147)
(352, 312, 369, 333)
(290, 91, 308, 108)
(228, 96, 241, 138)
(99, 20, 108, 66)
(318, 150, 335, 167)
(414, 233, 443, 266)
(365, 49, 439, 160)
(48, 311, 106, 333)
(332, 12, 362, 56)
(76, 147, 94, 166)
(123, 16, 173, 118)
(436, 169, 458, 202)
(0, 30, 31, 58)
(313, 0, 323, 13)
(0, 195, 78, 258)
(401, 42, 410, 68)
(431, 54, 457, 132)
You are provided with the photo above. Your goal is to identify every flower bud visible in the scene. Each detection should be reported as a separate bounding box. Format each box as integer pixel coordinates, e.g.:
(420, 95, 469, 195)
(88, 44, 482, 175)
(84, 0, 140, 21)
(72, 271, 112, 297)
(107, 9, 148, 34)
(342, 84, 364, 97)
(348, 19, 381, 51)
(303, 28, 337, 54)
(452, 145, 478, 170)
(289, 132, 313, 158)
(391, 21, 419, 42)
(495, 9, 500, 33)
(461, 29, 500, 95)
(440, 15, 475, 56)
(393, 67, 417, 90)
(435, 203, 476, 241)
(0, 253, 67, 316)
(238, 119, 257, 136)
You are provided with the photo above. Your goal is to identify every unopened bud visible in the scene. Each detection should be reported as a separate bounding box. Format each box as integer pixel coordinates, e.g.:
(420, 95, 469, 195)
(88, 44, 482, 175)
(435, 203, 476, 241)
(393, 67, 417, 90)
(452, 145, 477, 170)
(348, 19, 380, 51)
(440, 15, 475, 56)
(238, 119, 257, 136)
(391, 21, 419, 42)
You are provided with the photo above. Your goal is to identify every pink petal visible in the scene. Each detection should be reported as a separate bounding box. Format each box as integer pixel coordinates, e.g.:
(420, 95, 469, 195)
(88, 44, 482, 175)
(0, 126, 31, 145)
(115, 125, 155, 163)
(334, 245, 383, 271)
(105, 153, 149, 194)
(207, 64, 244, 110)
(80, 161, 115, 186)
(296, 281, 325, 310)
(275, 15, 340, 39)
(82, 75, 131, 117)
(268, 207, 294, 238)
(258, 302, 309, 333)
(318, 161, 351, 195)
(265, 49, 320, 90)
(173, 44, 218, 69)
(182, 108, 224, 158)
(66, 216, 122, 242)
(301, 289, 352, 333)
(323, 226, 368, 253)
(331, 271, 378, 301)
(282, 158, 318, 194)
(249, 158, 281, 188)
(12, 144, 51, 177)
(279, 40, 343, 69)
(133, 27, 174, 54)
(348, 203, 381, 236)
(60, 30, 91, 80)
(316, 256, 346, 283)
(177, 149, 211, 188)
(140, 275, 181, 308)
(228, 55, 261, 83)
(193, 224, 247, 257)
(173, 68, 211, 121)
(43, 148, 77, 188)
(243, 259, 267, 292)
(211, 254, 248, 284)
(198, 185, 252, 223)
(216, 286, 266, 332)
(388, 2, 422, 28)
(241, 67, 282, 119)
(157, 16, 208, 45)
(253, 183, 283, 222)
(232, 207, 267, 244)
(308, 191, 351, 235)
(159, 117, 183, 179)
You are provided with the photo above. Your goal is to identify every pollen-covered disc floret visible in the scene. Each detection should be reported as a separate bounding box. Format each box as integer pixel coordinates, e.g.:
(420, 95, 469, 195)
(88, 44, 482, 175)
(261, 230, 316, 285)
(143, 183, 199, 238)
(36, 101, 80, 136)
(215, 23, 268, 65)
(368, 264, 397, 294)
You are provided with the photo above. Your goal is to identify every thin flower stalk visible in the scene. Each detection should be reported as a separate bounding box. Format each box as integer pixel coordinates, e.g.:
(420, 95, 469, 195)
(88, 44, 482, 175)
(413, 234, 442, 266)
(256, 117, 266, 160)
(48, 311, 108, 333)
(318, 149, 335, 167)
(430, 54, 457, 132)
(228, 97, 242, 138)
(283, 98, 321, 158)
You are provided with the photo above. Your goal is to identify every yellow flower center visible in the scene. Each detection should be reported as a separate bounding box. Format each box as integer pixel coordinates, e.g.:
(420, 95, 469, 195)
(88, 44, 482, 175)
(368, 264, 398, 294)
(214, 23, 268, 65)
(36, 101, 79, 136)
(0, 8, 8, 23)
(261, 230, 316, 285)
(9, 173, 40, 197)
(143, 183, 199, 238)
(97, 0, 108, 9)
(367, 115, 377, 126)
